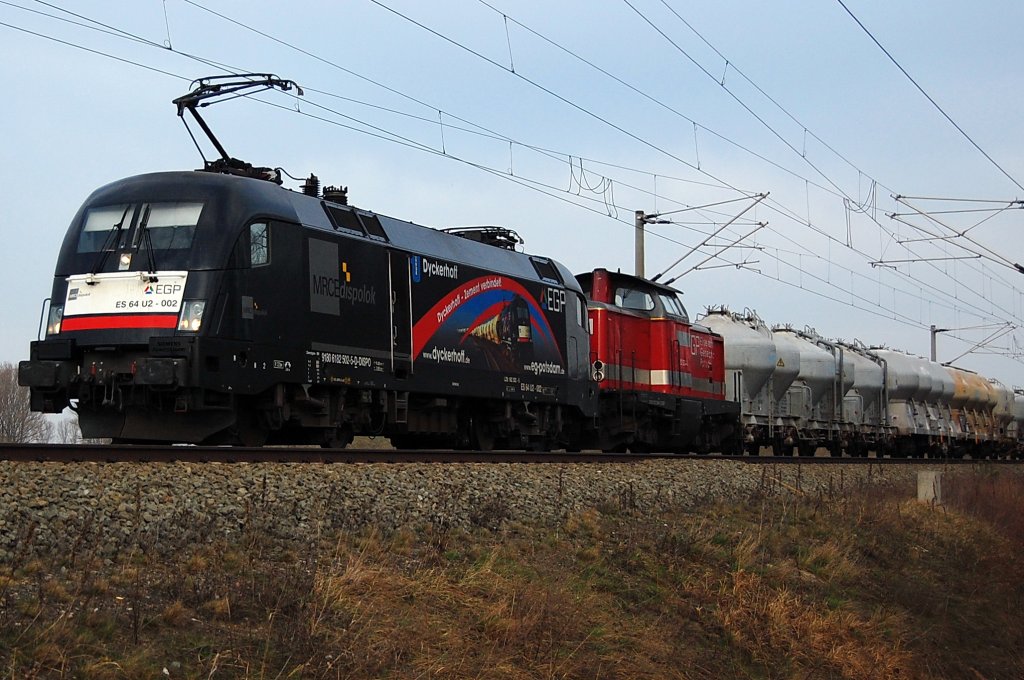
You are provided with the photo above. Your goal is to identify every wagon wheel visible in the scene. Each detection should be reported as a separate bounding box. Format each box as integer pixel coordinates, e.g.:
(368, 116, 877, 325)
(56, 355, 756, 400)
(795, 441, 813, 457)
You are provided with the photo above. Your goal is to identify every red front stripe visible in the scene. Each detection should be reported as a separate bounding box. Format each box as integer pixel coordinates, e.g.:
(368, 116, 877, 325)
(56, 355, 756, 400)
(62, 314, 179, 331)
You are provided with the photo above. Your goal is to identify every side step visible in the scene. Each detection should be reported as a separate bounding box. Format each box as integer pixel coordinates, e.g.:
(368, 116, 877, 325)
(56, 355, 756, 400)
(389, 391, 409, 424)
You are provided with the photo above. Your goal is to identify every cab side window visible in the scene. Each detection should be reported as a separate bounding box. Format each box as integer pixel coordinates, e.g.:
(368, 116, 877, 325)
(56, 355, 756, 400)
(250, 223, 269, 266)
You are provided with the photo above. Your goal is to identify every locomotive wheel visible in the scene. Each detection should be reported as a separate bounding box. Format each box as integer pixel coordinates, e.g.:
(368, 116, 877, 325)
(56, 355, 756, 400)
(235, 410, 268, 447)
(469, 417, 495, 452)
(389, 434, 417, 449)
(321, 426, 353, 450)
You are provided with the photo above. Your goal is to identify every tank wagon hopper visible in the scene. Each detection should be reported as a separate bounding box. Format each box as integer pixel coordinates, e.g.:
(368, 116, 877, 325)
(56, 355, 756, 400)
(988, 378, 1016, 456)
(700, 303, 1023, 458)
(19, 171, 596, 448)
(833, 340, 891, 456)
(1008, 388, 1024, 457)
(870, 350, 966, 457)
(767, 326, 857, 456)
(701, 309, 788, 454)
(943, 366, 1011, 457)
(575, 269, 739, 453)
(703, 309, 883, 456)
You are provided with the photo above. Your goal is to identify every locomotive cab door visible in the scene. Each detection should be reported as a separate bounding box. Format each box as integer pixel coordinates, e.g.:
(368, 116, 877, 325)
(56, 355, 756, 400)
(389, 251, 413, 378)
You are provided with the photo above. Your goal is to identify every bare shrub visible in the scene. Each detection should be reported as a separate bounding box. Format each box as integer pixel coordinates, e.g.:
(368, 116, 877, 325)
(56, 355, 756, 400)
(0, 362, 51, 442)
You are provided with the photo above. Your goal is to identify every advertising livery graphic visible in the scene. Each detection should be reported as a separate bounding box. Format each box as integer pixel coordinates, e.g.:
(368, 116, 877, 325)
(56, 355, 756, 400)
(411, 256, 565, 377)
(309, 239, 378, 315)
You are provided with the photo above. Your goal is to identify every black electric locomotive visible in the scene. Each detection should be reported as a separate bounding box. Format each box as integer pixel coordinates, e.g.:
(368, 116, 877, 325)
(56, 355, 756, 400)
(19, 170, 596, 448)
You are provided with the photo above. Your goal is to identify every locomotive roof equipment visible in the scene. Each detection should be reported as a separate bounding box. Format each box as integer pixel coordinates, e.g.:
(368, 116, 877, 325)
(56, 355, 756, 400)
(173, 74, 303, 185)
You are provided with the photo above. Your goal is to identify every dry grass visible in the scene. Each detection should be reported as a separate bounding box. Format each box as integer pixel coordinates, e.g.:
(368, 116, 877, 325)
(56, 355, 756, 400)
(945, 468, 1024, 546)
(0, 469, 1022, 678)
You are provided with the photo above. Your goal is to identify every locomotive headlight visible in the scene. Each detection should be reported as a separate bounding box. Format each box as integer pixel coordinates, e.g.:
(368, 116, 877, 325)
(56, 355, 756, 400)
(46, 305, 63, 335)
(177, 300, 206, 332)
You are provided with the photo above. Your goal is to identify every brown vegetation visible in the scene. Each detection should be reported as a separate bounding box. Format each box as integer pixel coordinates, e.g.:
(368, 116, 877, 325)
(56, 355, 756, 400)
(0, 362, 51, 443)
(0, 469, 1022, 678)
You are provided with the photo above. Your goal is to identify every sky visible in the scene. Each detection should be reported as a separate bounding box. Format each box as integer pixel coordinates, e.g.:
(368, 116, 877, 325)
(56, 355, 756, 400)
(2, 1, 1024, 386)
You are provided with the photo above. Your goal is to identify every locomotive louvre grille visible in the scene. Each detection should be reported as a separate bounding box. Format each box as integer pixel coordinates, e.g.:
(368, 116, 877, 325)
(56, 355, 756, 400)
(323, 204, 389, 241)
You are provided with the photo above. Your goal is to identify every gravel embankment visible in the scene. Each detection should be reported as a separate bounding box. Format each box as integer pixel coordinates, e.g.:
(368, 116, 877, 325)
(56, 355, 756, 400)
(0, 459, 950, 559)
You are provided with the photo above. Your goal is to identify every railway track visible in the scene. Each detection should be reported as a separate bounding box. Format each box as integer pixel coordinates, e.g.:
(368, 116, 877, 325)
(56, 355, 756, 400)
(0, 443, 1018, 465)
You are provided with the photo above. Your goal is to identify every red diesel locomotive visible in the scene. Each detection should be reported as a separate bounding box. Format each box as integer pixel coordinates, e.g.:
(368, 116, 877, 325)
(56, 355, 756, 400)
(577, 269, 736, 452)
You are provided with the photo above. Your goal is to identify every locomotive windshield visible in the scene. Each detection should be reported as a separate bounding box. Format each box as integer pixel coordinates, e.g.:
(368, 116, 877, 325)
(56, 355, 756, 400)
(78, 204, 130, 253)
(611, 284, 689, 320)
(615, 286, 655, 311)
(659, 293, 688, 320)
(77, 201, 203, 255)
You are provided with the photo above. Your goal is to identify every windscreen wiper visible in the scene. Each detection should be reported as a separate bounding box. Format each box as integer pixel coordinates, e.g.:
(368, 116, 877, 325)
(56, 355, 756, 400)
(136, 204, 159, 280)
(88, 204, 132, 281)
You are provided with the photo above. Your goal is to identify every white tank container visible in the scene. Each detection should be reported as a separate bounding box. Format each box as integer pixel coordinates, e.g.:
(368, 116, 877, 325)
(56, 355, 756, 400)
(989, 379, 1014, 435)
(870, 349, 934, 435)
(768, 332, 800, 403)
(830, 344, 856, 398)
(838, 344, 884, 425)
(772, 329, 835, 410)
(927, 362, 955, 404)
(870, 349, 922, 402)
(700, 310, 776, 401)
(1009, 391, 1024, 440)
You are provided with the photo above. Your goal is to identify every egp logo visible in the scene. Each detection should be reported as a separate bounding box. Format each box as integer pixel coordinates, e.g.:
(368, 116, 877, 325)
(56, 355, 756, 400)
(144, 285, 153, 295)
(540, 287, 565, 313)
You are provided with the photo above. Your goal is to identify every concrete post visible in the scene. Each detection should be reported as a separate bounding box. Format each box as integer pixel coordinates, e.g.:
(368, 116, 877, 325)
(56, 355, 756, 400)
(634, 210, 645, 278)
(917, 470, 943, 503)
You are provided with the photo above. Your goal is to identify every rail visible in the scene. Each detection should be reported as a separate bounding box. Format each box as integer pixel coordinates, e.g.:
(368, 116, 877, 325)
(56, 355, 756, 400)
(0, 444, 1018, 465)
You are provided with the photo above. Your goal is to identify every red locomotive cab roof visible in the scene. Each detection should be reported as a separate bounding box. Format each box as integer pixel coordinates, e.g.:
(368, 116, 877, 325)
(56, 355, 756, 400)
(575, 268, 690, 323)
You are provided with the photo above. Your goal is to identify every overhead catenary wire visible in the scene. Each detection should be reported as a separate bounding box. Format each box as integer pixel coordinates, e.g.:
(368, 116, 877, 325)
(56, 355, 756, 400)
(0, 7, 995, 329)
(4, 0, 238, 74)
(0, 4, 978, 313)
(2, 4, 1020, 360)
(364, 0, 731, 187)
(620, 0, 890, 220)
(0, 13, 745, 264)
(0, 18, 187, 81)
(172, 0, 1022, 323)
(655, 0, 895, 195)
(475, 0, 851, 204)
(470, 0, 1024, 331)
(614, 0, 1024, 326)
(835, 0, 1024, 194)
